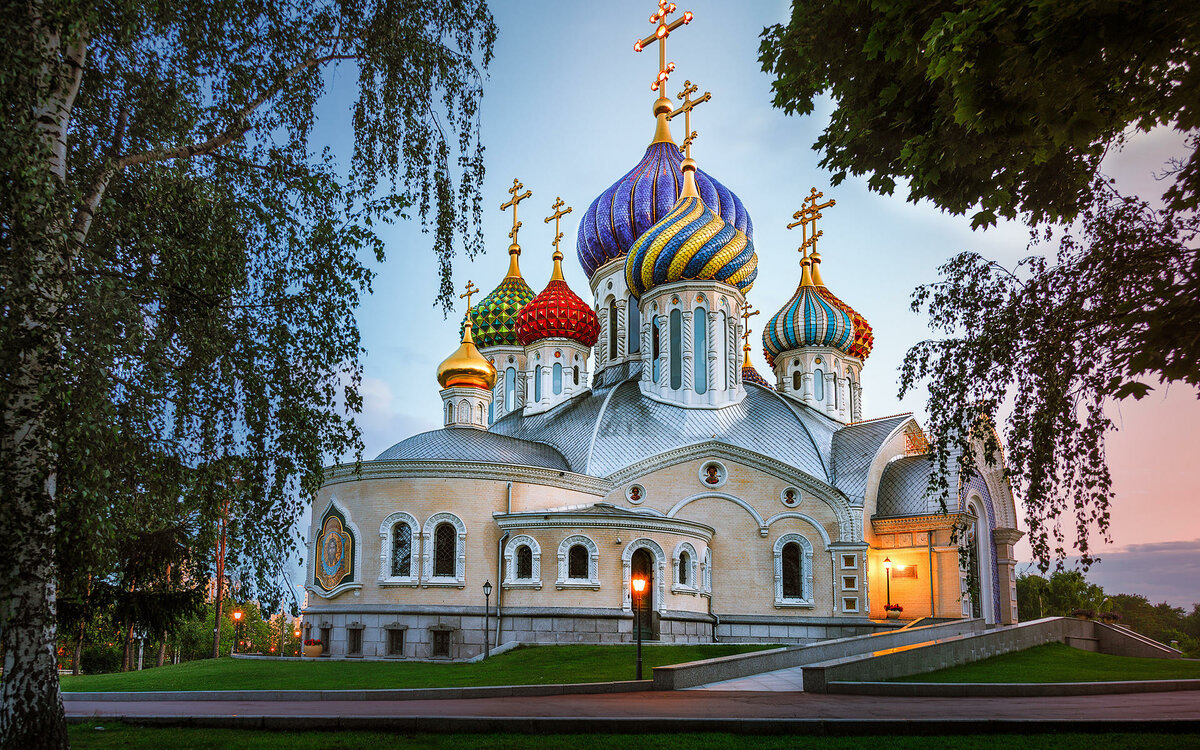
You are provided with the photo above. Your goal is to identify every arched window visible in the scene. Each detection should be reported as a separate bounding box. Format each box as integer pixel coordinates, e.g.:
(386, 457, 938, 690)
(488, 400, 494, 425)
(434, 523, 456, 577)
(814, 368, 824, 401)
(568, 545, 588, 579)
(504, 367, 516, 412)
(477, 402, 484, 423)
(552, 363, 563, 394)
(679, 550, 691, 585)
(833, 372, 839, 408)
(516, 545, 533, 579)
(651, 317, 661, 382)
(672, 541, 698, 592)
(669, 309, 682, 389)
(782, 542, 801, 599)
(693, 309, 707, 394)
(391, 524, 412, 577)
(573, 365, 580, 385)
(628, 297, 640, 353)
(608, 305, 618, 359)
(456, 399, 469, 423)
(534, 365, 542, 402)
(445, 402, 453, 423)
(792, 370, 802, 391)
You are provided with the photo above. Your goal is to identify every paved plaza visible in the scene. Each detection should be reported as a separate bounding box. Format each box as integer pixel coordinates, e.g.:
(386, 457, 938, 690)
(688, 664, 808, 691)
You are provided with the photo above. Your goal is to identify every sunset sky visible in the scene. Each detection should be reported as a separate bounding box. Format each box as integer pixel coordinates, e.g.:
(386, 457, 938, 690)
(296, 1, 1200, 607)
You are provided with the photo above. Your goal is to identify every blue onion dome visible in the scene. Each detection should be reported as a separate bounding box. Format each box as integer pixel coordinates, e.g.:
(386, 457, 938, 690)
(762, 255, 853, 360)
(463, 248, 536, 349)
(576, 139, 752, 280)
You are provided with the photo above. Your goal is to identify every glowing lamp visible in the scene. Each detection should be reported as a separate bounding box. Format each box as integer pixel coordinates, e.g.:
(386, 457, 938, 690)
(883, 557, 891, 571)
(631, 576, 647, 594)
(232, 610, 244, 621)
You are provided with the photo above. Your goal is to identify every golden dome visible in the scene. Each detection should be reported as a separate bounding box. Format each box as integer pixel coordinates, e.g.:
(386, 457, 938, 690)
(437, 322, 496, 390)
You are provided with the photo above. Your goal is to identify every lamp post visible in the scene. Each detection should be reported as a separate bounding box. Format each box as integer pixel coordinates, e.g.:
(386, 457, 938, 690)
(293, 628, 301, 656)
(482, 580, 493, 660)
(232, 609, 244, 656)
(883, 558, 892, 609)
(631, 576, 647, 680)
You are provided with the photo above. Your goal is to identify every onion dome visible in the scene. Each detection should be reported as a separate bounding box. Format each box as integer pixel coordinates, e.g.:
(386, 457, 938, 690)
(516, 249, 600, 347)
(762, 254, 853, 360)
(437, 320, 497, 390)
(741, 348, 772, 389)
(576, 104, 752, 279)
(463, 247, 536, 349)
(624, 156, 757, 300)
(811, 253, 874, 361)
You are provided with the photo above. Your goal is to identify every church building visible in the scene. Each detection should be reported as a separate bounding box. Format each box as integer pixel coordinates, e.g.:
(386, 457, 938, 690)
(302, 5, 1021, 661)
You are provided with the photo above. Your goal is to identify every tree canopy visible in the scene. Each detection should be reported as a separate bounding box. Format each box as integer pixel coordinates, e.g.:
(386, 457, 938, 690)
(1, 2, 496, 747)
(760, 0, 1199, 569)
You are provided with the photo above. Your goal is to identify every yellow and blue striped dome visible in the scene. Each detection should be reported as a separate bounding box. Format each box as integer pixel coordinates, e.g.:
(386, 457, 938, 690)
(763, 258, 853, 359)
(624, 195, 757, 300)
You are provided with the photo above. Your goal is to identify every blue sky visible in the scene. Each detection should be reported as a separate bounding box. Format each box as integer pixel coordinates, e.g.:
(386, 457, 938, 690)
(294, 1, 1199, 607)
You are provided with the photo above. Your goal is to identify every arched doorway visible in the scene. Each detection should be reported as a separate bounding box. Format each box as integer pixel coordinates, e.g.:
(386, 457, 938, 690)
(631, 548, 658, 640)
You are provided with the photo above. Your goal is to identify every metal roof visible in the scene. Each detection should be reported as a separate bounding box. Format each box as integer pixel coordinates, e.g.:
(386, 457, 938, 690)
(374, 427, 569, 470)
(830, 415, 911, 503)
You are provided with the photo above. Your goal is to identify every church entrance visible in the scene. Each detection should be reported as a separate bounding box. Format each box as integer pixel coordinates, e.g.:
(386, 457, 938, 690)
(631, 548, 659, 640)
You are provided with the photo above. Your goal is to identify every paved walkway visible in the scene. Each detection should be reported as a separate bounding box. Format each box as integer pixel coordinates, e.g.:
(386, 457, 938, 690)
(64, 689, 1200, 722)
(688, 664, 806, 691)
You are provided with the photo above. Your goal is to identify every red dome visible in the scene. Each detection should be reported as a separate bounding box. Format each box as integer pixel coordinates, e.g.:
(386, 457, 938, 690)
(516, 278, 599, 347)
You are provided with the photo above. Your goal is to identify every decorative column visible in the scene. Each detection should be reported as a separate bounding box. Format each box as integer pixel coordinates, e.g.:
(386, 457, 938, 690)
(615, 299, 627, 359)
(825, 371, 837, 414)
(728, 317, 740, 389)
(681, 309, 694, 391)
(851, 381, 863, 421)
(707, 310, 719, 393)
(640, 319, 653, 383)
(802, 372, 814, 404)
(656, 315, 668, 385)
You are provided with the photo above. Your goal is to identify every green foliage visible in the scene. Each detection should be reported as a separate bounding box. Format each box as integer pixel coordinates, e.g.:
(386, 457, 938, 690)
(894, 642, 1200, 683)
(1016, 571, 1105, 619)
(761, 1, 1200, 570)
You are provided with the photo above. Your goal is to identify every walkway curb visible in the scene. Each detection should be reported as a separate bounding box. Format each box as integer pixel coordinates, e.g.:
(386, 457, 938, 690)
(827, 678, 1200, 697)
(66, 715, 1200, 735)
(62, 680, 652, 703)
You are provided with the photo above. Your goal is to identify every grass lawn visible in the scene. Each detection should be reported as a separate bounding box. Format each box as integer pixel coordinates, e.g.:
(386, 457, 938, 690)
(60, 644, 770, 692)
(67, 725, 1199, 750)
(895, 642, 1200, 683)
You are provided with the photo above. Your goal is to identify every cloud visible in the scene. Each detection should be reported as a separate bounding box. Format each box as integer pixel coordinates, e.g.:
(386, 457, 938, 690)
(339, 376, 437, 463)
(1053, 540, 1200, 608)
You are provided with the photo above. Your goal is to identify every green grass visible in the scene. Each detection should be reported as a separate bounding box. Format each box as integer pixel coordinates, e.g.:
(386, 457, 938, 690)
(895, 643, 1200, 683)
(60, 644, 770, 692)
(66, 725, 1199, 750)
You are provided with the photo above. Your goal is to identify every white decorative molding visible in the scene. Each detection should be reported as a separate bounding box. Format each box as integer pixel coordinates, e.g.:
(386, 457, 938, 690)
(556, 534, 600, 589)
(625, 483, 646, 504)
(697, 459, 728, 489)
(309, 496, 364, 597)
(322, 460, 610, 496)
(763, 511, 833, 546)
(622, 538, 666, 613)
(503, 534, 542, 588)
(494, 509, 714, 543)
(421, 511, 466, 586)
(671, 541, 699, 594)
(667, 491, 768, 536)
(377, 511, 420, 587)
(773, 533, 815, 608)
(702, 547, 712, 593)
(780, 486, 802, 508)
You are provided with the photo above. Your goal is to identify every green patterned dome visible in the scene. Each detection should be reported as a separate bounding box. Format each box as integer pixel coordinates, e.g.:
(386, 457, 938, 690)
(463, 253, 536, 349)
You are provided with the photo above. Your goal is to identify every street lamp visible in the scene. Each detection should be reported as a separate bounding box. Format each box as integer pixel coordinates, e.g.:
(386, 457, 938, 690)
(293, 628, 301, 656)
(631, 576, 647, 680)
(883, 558, 892, 610)
(482, 580, 493, 660)
(232, 610, 244, 656)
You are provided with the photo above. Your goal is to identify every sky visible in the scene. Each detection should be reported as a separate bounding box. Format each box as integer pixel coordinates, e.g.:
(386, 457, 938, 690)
(295, 0, 1200, 607)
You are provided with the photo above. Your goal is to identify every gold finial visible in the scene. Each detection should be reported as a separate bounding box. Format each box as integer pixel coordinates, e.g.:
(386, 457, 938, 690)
(740, 304, 760, 367)
(544, 197, 573, 281)
(501, 178, 533, 253)
(667, 80, 711, 161)
(439, 278, 496, 390)
(636, 2, 694, 143)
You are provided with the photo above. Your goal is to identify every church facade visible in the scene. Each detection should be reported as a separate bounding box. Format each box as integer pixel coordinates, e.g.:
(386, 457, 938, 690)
(301, 7, 1021, 661)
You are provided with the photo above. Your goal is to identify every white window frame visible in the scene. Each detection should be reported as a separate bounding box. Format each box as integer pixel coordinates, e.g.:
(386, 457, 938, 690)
(378, 511, 420, 587)
(556, 535, 600, 589)
(672, 541, 700, 594)
(774, 533, 815, 607)
(702, 547, 712, 594)
(503, 534, 542, 589)
(422, 512, 466, 587)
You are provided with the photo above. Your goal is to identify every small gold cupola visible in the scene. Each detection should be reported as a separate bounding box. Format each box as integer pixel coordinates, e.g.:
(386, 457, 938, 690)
(437, 281, 497, 391)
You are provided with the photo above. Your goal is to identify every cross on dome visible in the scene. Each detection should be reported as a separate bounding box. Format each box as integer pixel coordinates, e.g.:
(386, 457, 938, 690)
(666, 80, 711, 159)
(634, 1, 694, 93)
(459, 279, 480, 310)
(740, 303, 760, 356)
(501, 178, 533, 250)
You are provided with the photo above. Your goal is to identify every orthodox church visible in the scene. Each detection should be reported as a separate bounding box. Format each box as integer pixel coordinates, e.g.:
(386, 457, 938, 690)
(303, 5, 1022, 661)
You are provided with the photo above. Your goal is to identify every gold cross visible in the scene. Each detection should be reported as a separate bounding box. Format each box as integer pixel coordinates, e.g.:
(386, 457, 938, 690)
(544, 197, 573, 252)
(799, 187, 836, 253)
(666, 80, 711, 158)
(500, 178, 533, 246)
(740, 304, 760, 353)
(634, 1, 694, 92)
(460, 280, 480, 310)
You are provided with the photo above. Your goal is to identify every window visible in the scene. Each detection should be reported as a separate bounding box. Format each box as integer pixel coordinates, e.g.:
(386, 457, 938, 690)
(679, 550, 691, 585)
(782, 542, 802, 599)
(488, 400, 494, 425)
(434, 523, 456, 577)
(841, 554, 857, 569)
(387, 629, 404, 656)
(391, 524, 412, 577)
(672, 542, 698, 592)
(669, 309, 682, 389)
(516, 545, 533, 579)
(693, 309, 707, 394)
(568, 545, 588, 579)
(843, 597, 859, 612)
(534, 365, 542, 401)
(504, 367, 516, 411)
(628, 297, 640, 353)
(792, 370, 802, 391)
(573, 365, 580, 385)
(833, 372, 839, 408)
(842, 575, 858, 590)
(432, 630, 450, 657)
(445, 402, 453, 423)
(651, 317, 661, 382)
(320, 626, 331, 650)
(814, 368, 824, 401)
(347, 627, 362, 656)
(552, 363, 563, 395)
(609, 305, 618, 359)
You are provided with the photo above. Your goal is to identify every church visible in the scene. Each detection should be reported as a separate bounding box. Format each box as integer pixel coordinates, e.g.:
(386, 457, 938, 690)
(302, 4, 1022, 661)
